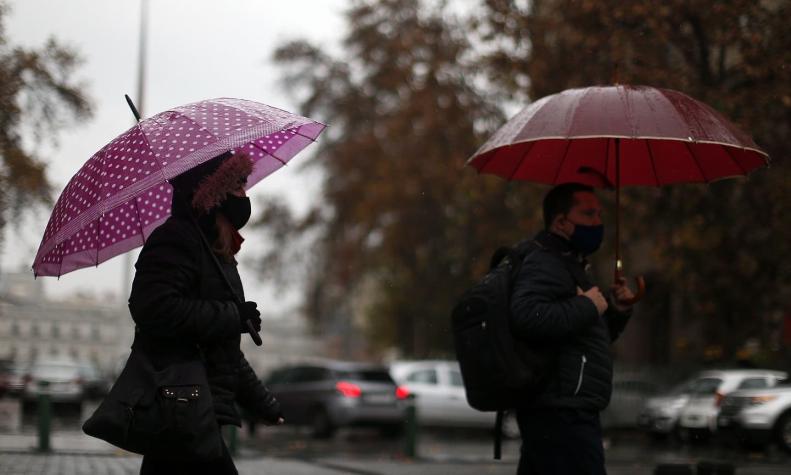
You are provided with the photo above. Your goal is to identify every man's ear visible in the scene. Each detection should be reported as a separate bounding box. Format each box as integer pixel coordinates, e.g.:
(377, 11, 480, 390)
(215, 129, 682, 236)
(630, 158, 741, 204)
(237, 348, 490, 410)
(551, 214, 572, 237)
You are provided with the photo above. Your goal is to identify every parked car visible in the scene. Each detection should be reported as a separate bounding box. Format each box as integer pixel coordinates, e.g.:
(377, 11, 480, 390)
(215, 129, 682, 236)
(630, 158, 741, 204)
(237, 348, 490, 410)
(78, 363, 109, 399)
(22, 359, 92, 405)
(389, 360, 519, 437)
(264, 361, 409, 438)
(716, 382, 791, 452)
(677, 369, 787, 440)
(0, 360, 12, 397)
(638, 377, 698, 437)
(601, 374, 660, 429)
(4, 364, 31, 397)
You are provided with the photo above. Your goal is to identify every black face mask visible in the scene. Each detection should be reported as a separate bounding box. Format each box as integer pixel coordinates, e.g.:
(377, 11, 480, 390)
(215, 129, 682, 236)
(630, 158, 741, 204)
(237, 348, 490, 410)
(569, 223, 604, 256)
(220, 195, 251, 230)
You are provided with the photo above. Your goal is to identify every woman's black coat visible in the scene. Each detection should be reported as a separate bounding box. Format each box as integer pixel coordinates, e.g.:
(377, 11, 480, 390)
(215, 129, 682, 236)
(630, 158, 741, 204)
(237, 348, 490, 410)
(128, 207, 280, 428)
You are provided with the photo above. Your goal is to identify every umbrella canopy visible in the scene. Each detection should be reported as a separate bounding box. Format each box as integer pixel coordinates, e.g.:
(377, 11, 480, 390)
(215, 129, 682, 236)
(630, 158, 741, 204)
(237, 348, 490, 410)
(468, 85, 768, 188)
(33, 98, 326, 277)
(468, 85, 769, 303)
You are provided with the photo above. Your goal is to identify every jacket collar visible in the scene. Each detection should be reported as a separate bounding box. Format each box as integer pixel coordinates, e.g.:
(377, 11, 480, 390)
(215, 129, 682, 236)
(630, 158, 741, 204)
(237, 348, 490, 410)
(534, 230, 588, 266)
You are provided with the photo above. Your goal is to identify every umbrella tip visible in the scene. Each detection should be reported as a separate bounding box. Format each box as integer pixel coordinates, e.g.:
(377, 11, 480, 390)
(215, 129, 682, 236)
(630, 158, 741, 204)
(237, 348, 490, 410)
(125, 94, 142, 122)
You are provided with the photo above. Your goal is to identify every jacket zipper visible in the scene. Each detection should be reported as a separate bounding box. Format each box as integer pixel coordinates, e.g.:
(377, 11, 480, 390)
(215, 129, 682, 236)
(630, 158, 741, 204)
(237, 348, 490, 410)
(574, 355, 587, 396)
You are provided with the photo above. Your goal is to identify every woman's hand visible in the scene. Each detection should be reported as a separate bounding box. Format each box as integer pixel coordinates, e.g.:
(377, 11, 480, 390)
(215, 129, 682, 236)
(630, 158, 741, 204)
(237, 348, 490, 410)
(236, 300, 261, 332)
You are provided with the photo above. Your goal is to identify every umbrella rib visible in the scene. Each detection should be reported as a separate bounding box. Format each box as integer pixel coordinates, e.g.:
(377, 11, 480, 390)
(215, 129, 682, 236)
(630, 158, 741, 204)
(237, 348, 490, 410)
(551, 139, 573, 184)
(645, 140, 662, 186)
(95, 212, 102, 267)
(506, 141, 537, 181)
(133, 196, 147, 242)
(683, 141, 710, 183)
(249, 141, 288, 167)
(135, 121, 167, 170)
(721, 145, 748, 176)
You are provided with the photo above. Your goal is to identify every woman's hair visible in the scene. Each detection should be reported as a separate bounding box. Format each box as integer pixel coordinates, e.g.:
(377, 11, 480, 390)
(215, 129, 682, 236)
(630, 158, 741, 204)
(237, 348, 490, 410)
(212, 213, 238, 262)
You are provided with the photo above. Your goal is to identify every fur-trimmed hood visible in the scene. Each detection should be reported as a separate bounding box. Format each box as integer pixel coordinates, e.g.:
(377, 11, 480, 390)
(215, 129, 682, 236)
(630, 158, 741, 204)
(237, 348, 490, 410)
(191, 153, 253, 213)
(170, 152, 254, 215)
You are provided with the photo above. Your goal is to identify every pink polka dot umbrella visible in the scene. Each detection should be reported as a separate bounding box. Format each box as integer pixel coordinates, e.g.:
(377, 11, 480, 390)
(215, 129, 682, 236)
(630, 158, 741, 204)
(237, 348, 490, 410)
(32, 97, 326, 277)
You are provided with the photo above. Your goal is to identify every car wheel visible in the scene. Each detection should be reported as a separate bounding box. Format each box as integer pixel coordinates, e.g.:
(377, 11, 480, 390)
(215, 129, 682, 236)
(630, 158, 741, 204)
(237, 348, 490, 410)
(501, 411, 521, 440)
(775, 412, 791, 453)
(310, 407, 335, 439)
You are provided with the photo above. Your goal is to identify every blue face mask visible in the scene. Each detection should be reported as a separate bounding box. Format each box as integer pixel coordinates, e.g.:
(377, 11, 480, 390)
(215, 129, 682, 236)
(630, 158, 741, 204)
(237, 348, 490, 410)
(569, 223, 604, 255)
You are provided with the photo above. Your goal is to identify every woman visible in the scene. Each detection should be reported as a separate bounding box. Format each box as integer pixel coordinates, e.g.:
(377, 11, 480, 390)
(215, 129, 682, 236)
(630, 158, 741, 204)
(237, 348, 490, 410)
(128, 151, 283, 474)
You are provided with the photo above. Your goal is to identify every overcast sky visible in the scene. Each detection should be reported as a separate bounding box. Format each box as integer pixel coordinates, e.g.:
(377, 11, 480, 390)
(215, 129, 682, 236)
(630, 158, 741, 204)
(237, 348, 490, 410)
(3, 0, 348, 313)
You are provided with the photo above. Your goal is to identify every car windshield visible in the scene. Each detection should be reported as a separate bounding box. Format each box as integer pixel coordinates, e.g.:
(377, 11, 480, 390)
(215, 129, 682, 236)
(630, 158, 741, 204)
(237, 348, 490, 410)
(666, 379, 696, 395)
(79, 365, 99, 379)
(31, 363, 80, 379)
(690, 377, 723, 395)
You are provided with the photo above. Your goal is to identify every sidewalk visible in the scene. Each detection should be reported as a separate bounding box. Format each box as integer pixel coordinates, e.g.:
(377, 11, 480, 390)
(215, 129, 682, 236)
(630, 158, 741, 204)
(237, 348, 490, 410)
(2, 431, 789, 475)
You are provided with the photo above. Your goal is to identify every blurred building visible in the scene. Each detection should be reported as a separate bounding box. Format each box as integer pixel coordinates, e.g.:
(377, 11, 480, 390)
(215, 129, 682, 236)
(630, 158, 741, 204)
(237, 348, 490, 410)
(0, 272, 133, 371)
(1, 271, 326, 377)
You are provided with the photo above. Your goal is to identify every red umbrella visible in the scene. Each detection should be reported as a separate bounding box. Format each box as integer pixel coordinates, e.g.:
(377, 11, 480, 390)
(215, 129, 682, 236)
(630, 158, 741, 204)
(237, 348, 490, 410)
(468, 85, 769, 303)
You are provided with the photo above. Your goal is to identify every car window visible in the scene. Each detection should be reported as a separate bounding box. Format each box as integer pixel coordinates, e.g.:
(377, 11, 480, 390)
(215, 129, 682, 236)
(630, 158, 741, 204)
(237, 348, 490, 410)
(406, 369, 438, 385)
(336, 369, 393, 383)
(449, 370, 464, 387)
(266, 368, 294, 385)
(690, 377, 722, 395)
(285, 366, 327, 383)
(738, 377, 769, 390)
(298, 367, 329, 382)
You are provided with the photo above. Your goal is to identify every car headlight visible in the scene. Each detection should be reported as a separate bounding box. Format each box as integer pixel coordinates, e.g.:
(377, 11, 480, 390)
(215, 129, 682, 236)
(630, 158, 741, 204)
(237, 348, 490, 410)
(748, 395, 777, 406)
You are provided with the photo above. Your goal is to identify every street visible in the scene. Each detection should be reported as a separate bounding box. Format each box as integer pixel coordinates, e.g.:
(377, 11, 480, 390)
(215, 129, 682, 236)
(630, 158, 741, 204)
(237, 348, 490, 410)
(3, 404, 790, 475)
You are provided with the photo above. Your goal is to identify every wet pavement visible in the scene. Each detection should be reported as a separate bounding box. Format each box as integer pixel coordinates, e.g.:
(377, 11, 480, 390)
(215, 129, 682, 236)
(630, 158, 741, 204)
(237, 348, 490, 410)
(1, 400, 791, 474)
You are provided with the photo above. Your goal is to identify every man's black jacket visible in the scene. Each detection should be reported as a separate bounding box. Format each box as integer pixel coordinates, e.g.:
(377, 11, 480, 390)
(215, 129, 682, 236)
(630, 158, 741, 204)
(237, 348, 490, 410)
(510, 231, 631, 411)
(128, 209, 280, 428)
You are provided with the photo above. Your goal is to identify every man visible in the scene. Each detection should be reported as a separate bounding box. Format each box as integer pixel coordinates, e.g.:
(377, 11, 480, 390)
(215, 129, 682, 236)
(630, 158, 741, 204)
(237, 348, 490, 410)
(511, 182, 635, 475)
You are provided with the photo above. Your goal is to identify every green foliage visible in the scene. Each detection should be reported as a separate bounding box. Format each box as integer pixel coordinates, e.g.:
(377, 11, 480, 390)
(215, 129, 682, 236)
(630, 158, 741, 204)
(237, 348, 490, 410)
(264, 0, 542, 357)
(477, 0, 791, 362)
(263, 0, 790, 362)
(0, 1, 92, 241)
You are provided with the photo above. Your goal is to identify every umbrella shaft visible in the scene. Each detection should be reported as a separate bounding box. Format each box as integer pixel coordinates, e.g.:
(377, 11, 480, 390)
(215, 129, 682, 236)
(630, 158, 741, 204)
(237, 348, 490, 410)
(615, 138, 621, 280)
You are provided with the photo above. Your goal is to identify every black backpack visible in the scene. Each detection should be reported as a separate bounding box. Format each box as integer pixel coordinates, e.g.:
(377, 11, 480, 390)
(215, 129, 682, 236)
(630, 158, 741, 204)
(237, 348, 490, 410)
(451, 240, 552, 458)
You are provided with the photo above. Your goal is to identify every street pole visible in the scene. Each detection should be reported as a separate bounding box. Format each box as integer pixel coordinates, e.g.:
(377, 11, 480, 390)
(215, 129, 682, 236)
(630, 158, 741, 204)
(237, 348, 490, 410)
(122, 0, 148, 303)
(37, 381, 51, 453)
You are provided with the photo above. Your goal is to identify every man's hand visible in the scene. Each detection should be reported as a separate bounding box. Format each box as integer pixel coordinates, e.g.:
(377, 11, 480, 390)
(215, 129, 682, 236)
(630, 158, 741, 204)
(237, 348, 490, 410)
(577, 286, 608, 316)
(610, 277, 635, 313)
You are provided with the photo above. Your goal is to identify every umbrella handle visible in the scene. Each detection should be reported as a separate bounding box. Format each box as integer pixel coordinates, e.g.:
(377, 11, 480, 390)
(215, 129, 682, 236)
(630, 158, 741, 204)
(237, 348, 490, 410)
(615, 275, 646, 306)
(246, 320, 263, 346)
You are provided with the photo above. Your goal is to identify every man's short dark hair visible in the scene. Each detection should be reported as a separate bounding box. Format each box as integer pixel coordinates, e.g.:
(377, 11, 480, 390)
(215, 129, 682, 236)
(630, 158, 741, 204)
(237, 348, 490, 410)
(542, 183, 595, 229)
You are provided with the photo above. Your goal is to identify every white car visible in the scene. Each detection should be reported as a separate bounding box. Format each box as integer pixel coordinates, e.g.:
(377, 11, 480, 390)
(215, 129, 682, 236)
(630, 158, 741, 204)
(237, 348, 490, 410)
(22, 359, 89, 405)
(638, 378, 697, 437)
(717, 383, 791, 452)
(389, 360, 519, 438)
(678, 369, 787, 439)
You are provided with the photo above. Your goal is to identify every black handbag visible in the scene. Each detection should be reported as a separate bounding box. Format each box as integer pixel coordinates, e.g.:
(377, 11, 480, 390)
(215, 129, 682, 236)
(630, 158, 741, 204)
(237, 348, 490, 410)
(82, 348, 223, 460)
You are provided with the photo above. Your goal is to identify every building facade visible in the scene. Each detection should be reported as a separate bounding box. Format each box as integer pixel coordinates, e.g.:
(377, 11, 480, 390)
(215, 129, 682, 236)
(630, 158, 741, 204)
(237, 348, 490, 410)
(0, 273, 132, 371)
